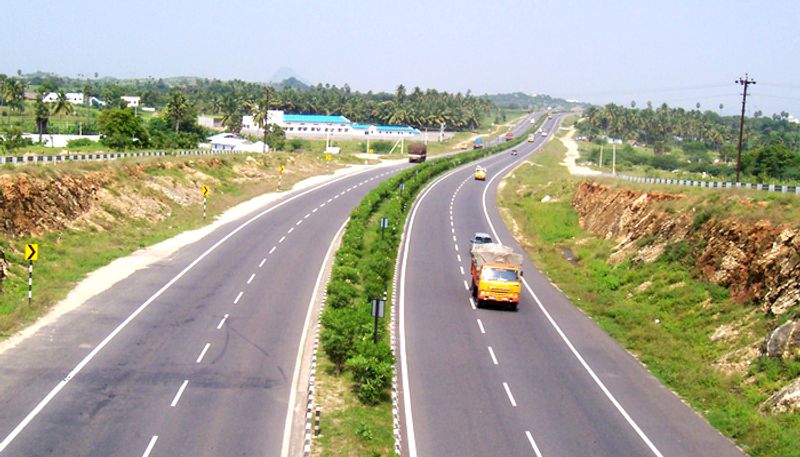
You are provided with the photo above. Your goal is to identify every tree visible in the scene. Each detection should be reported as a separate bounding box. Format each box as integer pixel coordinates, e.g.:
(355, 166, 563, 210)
(98, 108, 149, 150)
(164, 90, 193, 132)
(743, 142, 797, 180)
(2, 78, 25, 112)
(34, 99, 50, 143)
(0, 125, 33, 152)
(630, 100, 636, 108)
(264, 124, 286, 150)
(51, 90, 74, 117)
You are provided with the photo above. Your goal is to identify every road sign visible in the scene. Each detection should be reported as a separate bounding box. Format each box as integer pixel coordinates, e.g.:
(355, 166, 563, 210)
(380, 217, 389, 229)
(279, 165, 285, 174)
(201, 185, 209, 196)
(369, 148, 374, 154)
(24, 244, 38, 261)
(325, 153, 331, 161)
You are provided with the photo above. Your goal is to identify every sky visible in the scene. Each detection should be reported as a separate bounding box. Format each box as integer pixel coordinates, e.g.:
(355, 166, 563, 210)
(2, 0, 799, 116)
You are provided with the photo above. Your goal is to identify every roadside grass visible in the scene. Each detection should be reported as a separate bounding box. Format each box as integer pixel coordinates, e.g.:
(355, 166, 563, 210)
(0, 153, 352, 338)
(497, 137, 800, 457)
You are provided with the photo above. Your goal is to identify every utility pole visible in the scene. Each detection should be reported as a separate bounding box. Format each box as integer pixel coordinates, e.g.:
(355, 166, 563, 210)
(262, 86, 270, 154)
(735, 74, 756, 183)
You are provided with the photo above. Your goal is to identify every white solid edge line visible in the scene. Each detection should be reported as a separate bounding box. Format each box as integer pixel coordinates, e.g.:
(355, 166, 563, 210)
(0, 164, 387, 451)
(477, 319, 485, 334)
(526, 431, 545, 457)
(400, 164, 478, 457)
(170, 380, 189, 407)
(234, 291, 244, 304)
(196, 343, 211, 363)
(488, 346, 499, 365)
(141, 435, 158, 457)
(480, 133, 665, 457)
(280, 218, 349, 457)
(503, 382, 517, 407)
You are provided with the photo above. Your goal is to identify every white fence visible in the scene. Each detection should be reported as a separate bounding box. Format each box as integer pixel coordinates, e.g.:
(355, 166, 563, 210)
(617, 174, 800, 195)
(0, 149, 255, 166)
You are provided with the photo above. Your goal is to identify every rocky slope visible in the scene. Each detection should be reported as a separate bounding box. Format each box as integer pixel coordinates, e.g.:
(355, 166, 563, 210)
(572, 181, 800, 413)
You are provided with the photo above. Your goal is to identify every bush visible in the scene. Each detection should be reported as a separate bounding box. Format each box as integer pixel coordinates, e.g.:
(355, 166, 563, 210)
(321, 306, 366, 370)
(66, 138, 96, 148)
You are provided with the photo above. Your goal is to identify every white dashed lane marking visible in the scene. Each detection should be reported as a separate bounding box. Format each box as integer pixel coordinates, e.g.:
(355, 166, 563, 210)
(196, 343, 211, 363)
(463, 280, 469, 291)
(217, 314, 229, 330)
(279, 236, 286, 243)
(269, 246, 276, 254)
(141, 436, 158, 457)
(170, 380, 189, 407)
(526, 431, 545, 457)
(259, 258, 266, 267)
(234, 291, 243, 304)
(288, 227, 294, 234)
(460, 266, 465, 275)
(503, 382, 517, 407)
(477, 319, 485, 334)
(488, 346, 499, 365)
(247, 274, 255, 284)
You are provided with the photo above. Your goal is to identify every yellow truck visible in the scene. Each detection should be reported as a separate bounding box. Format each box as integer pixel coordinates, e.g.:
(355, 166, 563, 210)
(469, 243, 523, 311)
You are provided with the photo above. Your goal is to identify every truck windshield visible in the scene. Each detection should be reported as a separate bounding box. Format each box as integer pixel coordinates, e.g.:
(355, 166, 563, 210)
(482, 268, 519, 282)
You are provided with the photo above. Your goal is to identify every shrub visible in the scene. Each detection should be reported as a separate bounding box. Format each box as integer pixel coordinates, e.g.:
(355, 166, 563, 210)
(66, 138, 96, 148)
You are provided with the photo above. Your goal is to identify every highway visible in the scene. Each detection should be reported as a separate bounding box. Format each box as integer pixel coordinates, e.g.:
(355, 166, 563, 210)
(396, 115, 745, 457)
(0, 163, 407, 456)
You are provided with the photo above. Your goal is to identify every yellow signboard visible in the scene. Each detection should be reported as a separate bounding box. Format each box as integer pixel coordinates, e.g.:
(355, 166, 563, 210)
(25, 244, 38, 261)
(369, 148, 374, 154)
(279, 165, 285, 174)
(325, 153, 331, 161)
(201, 185, 209, 196)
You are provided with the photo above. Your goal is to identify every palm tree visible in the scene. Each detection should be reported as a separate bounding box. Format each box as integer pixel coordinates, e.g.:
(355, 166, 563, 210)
(34, 99, 50, 143)
(164, 91, 191, 132)
(51, 90, 74, 117)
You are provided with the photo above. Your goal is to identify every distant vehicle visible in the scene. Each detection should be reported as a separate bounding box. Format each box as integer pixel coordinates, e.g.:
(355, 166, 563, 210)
(408, 142, 427, 163)
(527, 134, 535, 142)
(547, 111, 553, 119)
(529, 117, 536, 124)
(511, 148, 518, 156)
(504, 132, 514, 142)
(473, 137, 484, 149)
(470, 232, 493, 245)
(474, 166, 487, 181)
(541, 131, 547, 137)
(470, 243, 523, 311)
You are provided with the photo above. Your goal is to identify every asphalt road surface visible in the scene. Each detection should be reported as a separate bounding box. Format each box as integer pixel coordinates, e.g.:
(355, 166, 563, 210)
(396, 115, 745, 457)
(0, 163, 407, 457)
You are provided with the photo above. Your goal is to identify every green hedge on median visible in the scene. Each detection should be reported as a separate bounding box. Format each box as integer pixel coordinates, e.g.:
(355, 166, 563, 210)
(320, 121, 542, 404)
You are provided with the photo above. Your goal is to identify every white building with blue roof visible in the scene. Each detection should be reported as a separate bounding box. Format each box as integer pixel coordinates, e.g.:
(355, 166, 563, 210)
(242, 110, 420, 140)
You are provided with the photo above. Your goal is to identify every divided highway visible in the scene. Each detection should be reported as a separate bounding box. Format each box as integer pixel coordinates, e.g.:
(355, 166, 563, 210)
(0, 163, 408, 456)
(397, 116, 745, 456)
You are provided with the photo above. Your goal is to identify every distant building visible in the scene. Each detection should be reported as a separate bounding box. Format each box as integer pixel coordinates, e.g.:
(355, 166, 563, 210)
(42, 92, 84, 105)
(198, 115, 223, 130)
(206, 132, 267, 152)
(121, 96, 140, 108)
(241, 110, 420, 140)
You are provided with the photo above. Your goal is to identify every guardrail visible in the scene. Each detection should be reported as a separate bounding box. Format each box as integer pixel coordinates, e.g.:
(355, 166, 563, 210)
(617, 174, 800, 195)
(0, 149, 255, 166)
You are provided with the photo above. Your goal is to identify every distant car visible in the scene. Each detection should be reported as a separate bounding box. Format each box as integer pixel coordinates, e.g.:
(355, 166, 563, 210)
(470, 232, 493, 245)
(474, 166, 487, 181)
(511, 148, 518, 156)
(541, 131, 547, 137)
(527, 134, 535, 142)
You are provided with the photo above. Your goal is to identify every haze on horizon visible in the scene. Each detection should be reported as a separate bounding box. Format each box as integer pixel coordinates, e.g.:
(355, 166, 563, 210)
(2, 0, 798, 116)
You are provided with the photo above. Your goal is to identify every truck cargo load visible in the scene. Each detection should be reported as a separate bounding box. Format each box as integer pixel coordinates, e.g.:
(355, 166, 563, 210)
(469, 243, 523, 310)
(473, 137, 484, 149)
(407, 142, 427, 163)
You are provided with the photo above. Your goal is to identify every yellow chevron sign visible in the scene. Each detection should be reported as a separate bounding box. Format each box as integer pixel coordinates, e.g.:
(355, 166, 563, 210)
(25, 244, 38, 261)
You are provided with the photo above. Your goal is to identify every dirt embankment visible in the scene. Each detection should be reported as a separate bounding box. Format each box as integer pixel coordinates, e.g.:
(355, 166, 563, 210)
(573, 182, 799, 316)
(573, 181, 800, 411)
